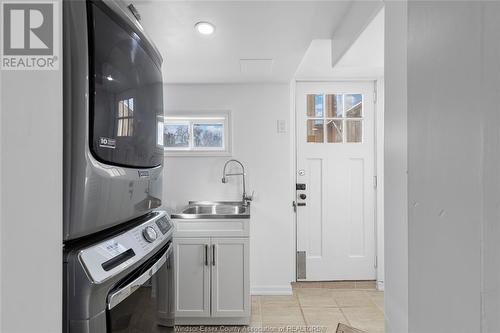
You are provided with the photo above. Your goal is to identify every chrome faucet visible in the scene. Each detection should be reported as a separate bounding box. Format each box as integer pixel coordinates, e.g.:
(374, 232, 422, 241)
(222, 159, 253, 206)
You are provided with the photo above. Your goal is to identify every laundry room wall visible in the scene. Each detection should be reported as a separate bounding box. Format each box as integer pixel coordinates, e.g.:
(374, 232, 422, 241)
(407, 2, 483, 332)
(384, 2, 408, 332)
(481, 2, 500, 331)
(163, 83, 295, 294)
(0, 5, 63, 332)
(0, 65, 63, 333)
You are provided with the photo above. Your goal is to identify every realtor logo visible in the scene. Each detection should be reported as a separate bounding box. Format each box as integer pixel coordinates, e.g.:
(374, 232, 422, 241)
(1, 1, 59, 70)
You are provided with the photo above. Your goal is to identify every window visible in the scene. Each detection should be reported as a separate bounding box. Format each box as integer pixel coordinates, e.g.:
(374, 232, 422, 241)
(164, 122, 189, 148)
(162, 112, 231, 156)
(306, 93, 363, 143)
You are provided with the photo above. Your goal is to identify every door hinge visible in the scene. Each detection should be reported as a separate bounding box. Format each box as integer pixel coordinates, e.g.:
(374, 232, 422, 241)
(373, 176, 378, 189)
(373, 89, 377, 104)
(375, 255, 378, 269)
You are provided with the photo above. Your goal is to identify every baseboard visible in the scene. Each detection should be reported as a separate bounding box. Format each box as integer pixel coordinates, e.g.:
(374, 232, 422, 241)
(376, 280, 384, 291)
(175, 317, 250, 326)
(250, 284, 293, 295)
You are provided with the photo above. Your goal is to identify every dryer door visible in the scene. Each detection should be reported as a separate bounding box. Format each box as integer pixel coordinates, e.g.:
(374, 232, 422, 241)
(88, 1, 164, 169)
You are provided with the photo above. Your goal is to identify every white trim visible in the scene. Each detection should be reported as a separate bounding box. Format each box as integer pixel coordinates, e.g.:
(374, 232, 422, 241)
(377, 280, 385, 291)
(175, 317, 250, 326)
(250, 284, 293, 296)
(295, 78, 384, 83)
(374, 78, 385, 292)
(290, 81, 298, 282)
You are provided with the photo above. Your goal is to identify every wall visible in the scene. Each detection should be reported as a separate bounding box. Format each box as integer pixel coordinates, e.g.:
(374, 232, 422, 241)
(163, 84, 294, 294)
(331, 0, 384, 67)
(0, 9, 63, 333)
(297, 8, 384, 81)
(482, 3, 500, 332)
(384, 2, 408, 333)
(407, 1, 483, 332)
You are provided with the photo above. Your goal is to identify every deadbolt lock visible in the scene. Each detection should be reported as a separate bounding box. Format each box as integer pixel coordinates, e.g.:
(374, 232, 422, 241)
(296, 183, 306, 190)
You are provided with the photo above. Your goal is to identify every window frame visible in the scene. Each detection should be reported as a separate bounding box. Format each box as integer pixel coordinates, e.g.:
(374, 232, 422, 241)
(162, 111, 232, 157)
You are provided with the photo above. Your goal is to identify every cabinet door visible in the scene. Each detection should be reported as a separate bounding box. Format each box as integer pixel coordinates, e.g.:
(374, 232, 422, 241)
(174, 238, 211, 317)
(211, 238, 250, 317)
(155, 252, 175, 325)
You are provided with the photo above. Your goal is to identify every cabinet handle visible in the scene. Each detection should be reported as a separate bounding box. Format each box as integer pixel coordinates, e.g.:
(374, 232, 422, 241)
(204, 244, 208, 266)
(212, 244, 216, 266)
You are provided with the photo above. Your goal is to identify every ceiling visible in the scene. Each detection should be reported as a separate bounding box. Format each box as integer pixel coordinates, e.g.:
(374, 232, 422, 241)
(133, 1, 352, 83)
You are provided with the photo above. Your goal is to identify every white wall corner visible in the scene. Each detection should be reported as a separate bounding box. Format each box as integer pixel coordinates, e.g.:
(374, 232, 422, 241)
(384, 1, 408, 333)
(331, 0, 384, 67)
(251, 284, 293, 296)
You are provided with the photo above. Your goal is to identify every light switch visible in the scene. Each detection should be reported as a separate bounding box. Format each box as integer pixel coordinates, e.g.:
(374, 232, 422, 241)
(277, 120, 287, 133)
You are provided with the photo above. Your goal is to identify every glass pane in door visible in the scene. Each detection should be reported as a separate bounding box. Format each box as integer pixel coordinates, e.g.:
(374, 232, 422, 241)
(327, 120, 343, 143)
(346, 120, 362, 142)
(326, 94, 343, 117)
(307, 120, 324, 143)
(344, 94, 362, 117)
(307, 94, 324, 117)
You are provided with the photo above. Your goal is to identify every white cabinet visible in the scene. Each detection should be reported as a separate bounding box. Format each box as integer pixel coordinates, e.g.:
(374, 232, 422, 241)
(211, 238, 249, 318)
(174, 238, 211, 317)
(173, 219, 250, 325)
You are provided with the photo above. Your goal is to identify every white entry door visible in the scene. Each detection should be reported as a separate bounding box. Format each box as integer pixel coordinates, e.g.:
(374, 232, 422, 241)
(295, 81, 376, 281)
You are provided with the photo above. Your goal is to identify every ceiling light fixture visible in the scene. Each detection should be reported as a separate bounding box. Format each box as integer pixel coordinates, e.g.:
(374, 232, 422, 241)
(195, 21, 215, 35)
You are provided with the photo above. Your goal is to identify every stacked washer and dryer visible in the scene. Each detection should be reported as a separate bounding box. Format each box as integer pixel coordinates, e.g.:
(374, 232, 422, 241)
(62, 1, 173, 332)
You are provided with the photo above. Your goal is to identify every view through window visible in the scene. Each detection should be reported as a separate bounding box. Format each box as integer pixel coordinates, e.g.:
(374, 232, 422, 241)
(163, 113, 231, 155)
(306, 93, 363, 143)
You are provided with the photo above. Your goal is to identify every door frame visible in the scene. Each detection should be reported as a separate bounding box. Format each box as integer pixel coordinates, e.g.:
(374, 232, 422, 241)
(291, 79, 384, 290)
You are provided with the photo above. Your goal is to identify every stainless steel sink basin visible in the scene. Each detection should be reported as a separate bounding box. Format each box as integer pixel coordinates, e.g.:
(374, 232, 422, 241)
(171, 201, 250, 219)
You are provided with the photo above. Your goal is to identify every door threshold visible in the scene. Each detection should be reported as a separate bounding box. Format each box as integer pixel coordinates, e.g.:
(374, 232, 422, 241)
(292, 280, 377, 290)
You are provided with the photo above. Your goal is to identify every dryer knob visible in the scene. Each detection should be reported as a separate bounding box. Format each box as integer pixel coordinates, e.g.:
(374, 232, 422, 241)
(143, 226, 158, 243)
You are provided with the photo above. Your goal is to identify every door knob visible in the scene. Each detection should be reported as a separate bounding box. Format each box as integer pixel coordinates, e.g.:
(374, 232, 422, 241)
(299, 194, 307, 200)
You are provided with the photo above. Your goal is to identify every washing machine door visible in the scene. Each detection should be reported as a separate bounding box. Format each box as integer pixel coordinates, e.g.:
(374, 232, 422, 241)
(106, 242, 172, 332)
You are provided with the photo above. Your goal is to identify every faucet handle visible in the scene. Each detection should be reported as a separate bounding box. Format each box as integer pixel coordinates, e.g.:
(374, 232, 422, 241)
(244, 191, 254, 202)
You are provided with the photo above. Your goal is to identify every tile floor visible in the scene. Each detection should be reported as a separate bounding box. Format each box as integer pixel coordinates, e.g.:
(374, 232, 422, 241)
(250, 282, 384, 333)
(174, 281, 384, 333)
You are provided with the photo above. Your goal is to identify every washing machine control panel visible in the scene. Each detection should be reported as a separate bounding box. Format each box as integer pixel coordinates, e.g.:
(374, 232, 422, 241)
(78, 211, 174, 284)
(142, 226, 158, 242)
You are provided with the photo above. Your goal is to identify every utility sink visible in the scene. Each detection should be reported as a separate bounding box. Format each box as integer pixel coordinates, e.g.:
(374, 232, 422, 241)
(171, 201, 250, 219)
